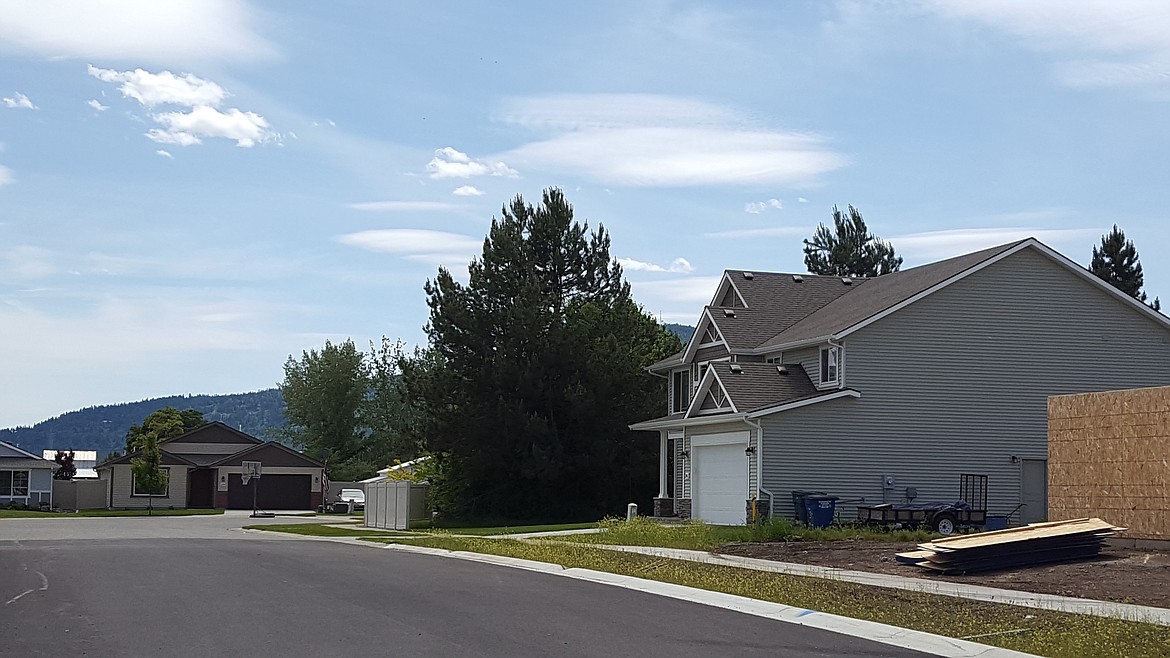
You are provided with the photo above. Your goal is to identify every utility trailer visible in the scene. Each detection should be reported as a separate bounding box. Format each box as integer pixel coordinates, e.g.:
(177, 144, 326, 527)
(856, 474, 989, 535)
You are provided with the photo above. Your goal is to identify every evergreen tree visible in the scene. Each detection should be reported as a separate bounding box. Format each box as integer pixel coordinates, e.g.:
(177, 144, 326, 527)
(1091, 225, 1161, 311)
(404, 188, 680, 520)
(803, 205, 902, 277)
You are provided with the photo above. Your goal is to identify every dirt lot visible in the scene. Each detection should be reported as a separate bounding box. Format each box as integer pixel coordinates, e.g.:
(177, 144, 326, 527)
(717, 540, 1170, 608)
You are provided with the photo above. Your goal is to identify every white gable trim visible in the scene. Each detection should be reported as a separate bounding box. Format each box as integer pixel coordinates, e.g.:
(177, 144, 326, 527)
(746, 389, 861, 418)
(685, 368, 738, 417)
(629, 413, 750, 431)
(0, 440, 45, 460)
(710, 272, 748, 308)
(681, 308, 728, 363)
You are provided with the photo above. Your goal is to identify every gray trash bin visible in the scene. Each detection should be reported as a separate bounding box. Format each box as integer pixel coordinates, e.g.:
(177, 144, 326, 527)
(332, 501, 351, 514)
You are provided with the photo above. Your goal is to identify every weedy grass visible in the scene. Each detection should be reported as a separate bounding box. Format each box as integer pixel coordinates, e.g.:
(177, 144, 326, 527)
(396, 536, 1170, 658)
(243, 523, 416, 537)
(407, 521, 598, 536)
(552, 516, 936, 551)
(0, 508, 225, 518)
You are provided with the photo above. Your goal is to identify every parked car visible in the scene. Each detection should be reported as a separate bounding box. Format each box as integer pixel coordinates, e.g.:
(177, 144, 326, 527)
(338, 488, 365, 511)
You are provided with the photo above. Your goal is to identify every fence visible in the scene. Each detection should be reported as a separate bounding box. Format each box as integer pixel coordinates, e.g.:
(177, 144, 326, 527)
(364, 481, 429, 530)
(1049, 385, 1170, 539)
(52, 479, 107, 510)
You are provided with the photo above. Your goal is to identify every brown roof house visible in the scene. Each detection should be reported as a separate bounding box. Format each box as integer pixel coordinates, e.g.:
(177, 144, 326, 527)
(632, 239, 1170, 525)
(95, 422, 325, 511)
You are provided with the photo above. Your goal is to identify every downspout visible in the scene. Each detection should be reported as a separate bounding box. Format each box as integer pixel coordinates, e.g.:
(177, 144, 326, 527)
(746, 417, 773, 520)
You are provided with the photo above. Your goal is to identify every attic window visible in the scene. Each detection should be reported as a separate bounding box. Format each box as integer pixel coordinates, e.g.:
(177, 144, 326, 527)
(742, 272, 755, 280)
(723, 309, 736, 318)
(729, 364, 743, 374)
(841, 277, 853, 285)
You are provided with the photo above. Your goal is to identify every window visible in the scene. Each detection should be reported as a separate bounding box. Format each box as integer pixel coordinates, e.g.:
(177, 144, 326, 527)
(672, 370, 690, 413)
(0, 470, 29, 496)
(132, 467, 170, 497)
(820, 346, 840, 384)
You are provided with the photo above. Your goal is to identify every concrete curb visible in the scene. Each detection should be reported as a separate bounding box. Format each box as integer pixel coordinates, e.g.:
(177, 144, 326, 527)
(380, 542, 1036, 658)
(589, 544, 1170, 626)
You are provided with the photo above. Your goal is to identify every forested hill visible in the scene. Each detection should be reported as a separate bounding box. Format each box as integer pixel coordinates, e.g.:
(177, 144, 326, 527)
(0, 390, 286, 460)
(664, 323, 695, 343)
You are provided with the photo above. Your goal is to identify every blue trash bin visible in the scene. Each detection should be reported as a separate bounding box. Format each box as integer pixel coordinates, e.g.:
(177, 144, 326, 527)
(791, 490, 826, 524)
(803, 496, 839, 528)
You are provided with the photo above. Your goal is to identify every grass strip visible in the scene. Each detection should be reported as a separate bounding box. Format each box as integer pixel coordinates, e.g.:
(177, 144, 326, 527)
(244, 523, 416, 537)
(407, 521, 598, 536)
(389, 536, 1170, 658)
(0, 508, 225, 518)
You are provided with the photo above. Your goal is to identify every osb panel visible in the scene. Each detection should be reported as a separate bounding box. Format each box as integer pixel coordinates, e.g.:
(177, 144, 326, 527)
(1048, 386, 1170, 539)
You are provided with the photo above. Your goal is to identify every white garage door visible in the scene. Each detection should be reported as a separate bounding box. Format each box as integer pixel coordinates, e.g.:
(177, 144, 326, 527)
(693, 441, 747, 525)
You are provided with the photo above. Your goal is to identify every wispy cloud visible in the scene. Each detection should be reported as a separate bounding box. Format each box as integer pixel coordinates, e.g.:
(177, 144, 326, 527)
(0, 0, 275, 62)
(890, 227, 1102, 261)
(155, 149, 173, 159)
(496, 94, 847, 187)
(0, 165, 12, 186)
(703, 226, 809, 239)
(745, 198, 783, 214)
(88, 65, 275, 147)
(426, 147, 518, 179)
(347, 201, 458, 212)
(2, 92, 35, 109)
(337, 229, 482, 266)
(630, 276, 724, 323)
(87, 99, 108, 111)
(619, 257, 695, 273)
(923, 1, 1170, 89)
(452, 185, 485, 197)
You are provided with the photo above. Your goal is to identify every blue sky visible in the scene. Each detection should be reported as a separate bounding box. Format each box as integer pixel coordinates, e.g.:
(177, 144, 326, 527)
(3, 1, 1169, 428)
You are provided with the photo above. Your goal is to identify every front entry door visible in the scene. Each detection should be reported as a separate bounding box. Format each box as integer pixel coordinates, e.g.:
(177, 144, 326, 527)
(1020, 459, 1048, 524)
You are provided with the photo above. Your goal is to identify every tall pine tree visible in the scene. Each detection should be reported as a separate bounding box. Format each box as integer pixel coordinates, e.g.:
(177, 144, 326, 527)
(803, 205, 902, 277)
(403, 188, 680, 520)
(1091, 225, 1160, 311)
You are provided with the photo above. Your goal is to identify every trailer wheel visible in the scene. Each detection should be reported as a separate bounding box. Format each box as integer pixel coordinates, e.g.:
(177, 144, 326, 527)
(932, 512, 957, 535)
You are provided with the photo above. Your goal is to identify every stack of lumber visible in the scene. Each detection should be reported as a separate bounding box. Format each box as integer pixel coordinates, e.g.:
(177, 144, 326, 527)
(896, 518, 1124, 574)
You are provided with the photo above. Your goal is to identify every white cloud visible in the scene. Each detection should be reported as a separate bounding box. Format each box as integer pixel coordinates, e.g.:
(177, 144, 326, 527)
(155, 149, 173, 159)
(2, 92, 36, 109)
(745, 198, 783, 214)
(426, 147, 518, 179)
(87, 99, 109, 111)
(88, 65, 227, 107)
(631, 275, 723, 310)
(497, 94, 847, 187)
(923, 1, 1170, 89)
(889, 227, 1102, 261)
(337, 229, 482, 260)
(347, 201, 458, 212)
(619, 257, 695, 273)
(798, 197, 809, 203)
(0, 1, 275, 62)
(148, 106, 272, 147)
(0, 245, 58, 279)
(452, 185, 486, 197)
(0, 165, 12, 186)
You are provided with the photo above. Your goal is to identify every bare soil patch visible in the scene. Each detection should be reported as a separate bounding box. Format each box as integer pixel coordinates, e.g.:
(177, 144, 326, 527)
(716, 539, 1170, 608)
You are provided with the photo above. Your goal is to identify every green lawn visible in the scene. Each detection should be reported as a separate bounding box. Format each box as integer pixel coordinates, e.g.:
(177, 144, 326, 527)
(0, 508, 225, 518)
(414, 521, 598, 536)
(398, 535, 1170, 658)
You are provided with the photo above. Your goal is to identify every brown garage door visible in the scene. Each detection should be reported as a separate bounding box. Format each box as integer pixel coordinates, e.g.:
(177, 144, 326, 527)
(227, 474, 311, 510)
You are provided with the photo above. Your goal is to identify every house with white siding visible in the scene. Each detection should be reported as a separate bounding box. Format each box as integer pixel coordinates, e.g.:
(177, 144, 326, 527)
(632, 238, 1170, 525)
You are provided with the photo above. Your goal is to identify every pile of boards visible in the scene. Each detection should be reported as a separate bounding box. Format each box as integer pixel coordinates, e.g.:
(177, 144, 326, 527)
(896, 518, 1124, 574)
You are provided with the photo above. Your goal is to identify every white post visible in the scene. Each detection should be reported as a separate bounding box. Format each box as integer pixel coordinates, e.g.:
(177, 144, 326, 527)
(657, 431, 668, 498)
(627, 502, 637, 520)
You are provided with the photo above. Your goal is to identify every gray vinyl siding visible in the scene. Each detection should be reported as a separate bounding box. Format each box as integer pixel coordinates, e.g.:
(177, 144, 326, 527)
(695, 345, 730, 362)
(762, 248, 1170, 521)
(784, 346, 822, 386)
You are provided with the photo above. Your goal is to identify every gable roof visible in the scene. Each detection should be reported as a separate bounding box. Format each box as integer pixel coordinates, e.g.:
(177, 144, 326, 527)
(1, 439, 51, 462)
(210, 441, 323, 468)
(162, 422, 265, 447)
(97, 450, 198, 468)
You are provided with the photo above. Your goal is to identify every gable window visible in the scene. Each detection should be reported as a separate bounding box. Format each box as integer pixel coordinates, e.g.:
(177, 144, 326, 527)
(820, 346, 840, 385)
(672, 370, 690, 414)
(0, 470, 29, 496)
(132, 467, 171, 497)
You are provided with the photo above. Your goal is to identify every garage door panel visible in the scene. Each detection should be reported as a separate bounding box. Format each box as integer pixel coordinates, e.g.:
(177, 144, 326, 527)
(227, 474, 311, 510)
(693, 442, 746, 525)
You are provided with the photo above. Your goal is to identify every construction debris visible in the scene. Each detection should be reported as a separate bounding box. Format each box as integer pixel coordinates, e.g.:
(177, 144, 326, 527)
(896, 518, 1125, 574)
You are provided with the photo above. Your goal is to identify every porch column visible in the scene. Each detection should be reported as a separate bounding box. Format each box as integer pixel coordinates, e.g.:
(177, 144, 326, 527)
(657, 431, 668, 498)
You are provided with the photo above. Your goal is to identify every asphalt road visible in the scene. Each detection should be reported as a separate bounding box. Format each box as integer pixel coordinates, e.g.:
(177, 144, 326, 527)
(0, 533, 934, 658)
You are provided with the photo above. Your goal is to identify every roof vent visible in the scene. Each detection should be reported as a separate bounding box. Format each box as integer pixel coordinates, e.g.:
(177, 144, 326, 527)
(776, 365, 788, 375)
(723, 308, 736, 318)
(730, 364, 743, 374)
(841, 277, 854, 285)
(742, 272, 754, 280)
(792, 274, 804, 283)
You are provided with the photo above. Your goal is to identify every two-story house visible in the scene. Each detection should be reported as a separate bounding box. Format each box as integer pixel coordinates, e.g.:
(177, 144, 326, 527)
(632, 238, 1170, 525)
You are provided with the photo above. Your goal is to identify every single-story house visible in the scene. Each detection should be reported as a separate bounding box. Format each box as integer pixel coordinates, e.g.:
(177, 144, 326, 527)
(633, 238, 1170, 525)
(95, 422, 325, 510)
(0, 440, 55, 508)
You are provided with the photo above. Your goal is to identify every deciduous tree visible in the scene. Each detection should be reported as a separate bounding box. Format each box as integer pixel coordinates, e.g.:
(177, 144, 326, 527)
(280, 339, 368, 475)
(803, 205, 902, 277)
(52, 450, 76, 480)
(125, 407, 204, 452)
